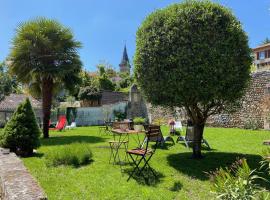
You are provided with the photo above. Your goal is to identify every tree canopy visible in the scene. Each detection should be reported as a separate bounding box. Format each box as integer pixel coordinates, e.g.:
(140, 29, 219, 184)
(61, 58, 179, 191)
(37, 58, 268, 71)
(8, 18, 82, 138)
(0, 61, 21, 100)
(134, 0, 252, 158)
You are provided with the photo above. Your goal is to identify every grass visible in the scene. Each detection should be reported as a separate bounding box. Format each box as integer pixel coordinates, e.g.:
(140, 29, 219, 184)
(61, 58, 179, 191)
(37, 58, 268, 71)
(21, 126, 270, 200)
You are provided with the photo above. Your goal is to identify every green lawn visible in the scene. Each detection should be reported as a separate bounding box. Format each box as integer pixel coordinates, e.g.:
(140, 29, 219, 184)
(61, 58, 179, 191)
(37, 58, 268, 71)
(22, 126, 270, 200)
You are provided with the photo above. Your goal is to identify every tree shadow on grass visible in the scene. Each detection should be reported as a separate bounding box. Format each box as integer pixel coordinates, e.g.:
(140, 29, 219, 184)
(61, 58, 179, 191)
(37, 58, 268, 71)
(167, 152, 262, 181)
(31, 152, 44, 158)
(123, 167, 165, 186)
(41, 136, 106, 146)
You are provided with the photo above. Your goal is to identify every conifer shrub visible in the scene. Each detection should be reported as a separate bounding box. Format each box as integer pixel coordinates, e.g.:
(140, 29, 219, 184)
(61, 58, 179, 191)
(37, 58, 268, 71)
(0, 98, 41, 156)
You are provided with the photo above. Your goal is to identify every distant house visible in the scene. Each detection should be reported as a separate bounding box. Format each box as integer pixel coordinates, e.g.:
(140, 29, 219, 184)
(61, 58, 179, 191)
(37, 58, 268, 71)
(0, 94, 42, 126)
(253, 43, 270, 71)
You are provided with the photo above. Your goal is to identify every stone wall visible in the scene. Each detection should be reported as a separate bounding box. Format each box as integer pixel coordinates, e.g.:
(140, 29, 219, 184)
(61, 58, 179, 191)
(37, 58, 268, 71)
(130, 71, 270, 129)
(208, 71, 270, 129)
(0, 148, 47, 200)
(147, 105, 187, 124)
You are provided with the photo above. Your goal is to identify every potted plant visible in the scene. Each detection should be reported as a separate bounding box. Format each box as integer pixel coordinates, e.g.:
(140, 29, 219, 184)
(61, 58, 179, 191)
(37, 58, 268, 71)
(133, 117, 145, 131)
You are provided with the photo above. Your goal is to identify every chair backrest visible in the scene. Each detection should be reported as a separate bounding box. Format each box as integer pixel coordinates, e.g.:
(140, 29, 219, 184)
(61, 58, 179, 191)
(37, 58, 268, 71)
(144, 125, 161, 152)
(146, 125, 164, 143)
(175, 121, 183, 130)
(56, 115, 67, 130)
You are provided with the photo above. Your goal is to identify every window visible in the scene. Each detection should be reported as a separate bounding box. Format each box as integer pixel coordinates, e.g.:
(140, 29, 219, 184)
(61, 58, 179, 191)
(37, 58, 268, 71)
(259, 51, 265, 60)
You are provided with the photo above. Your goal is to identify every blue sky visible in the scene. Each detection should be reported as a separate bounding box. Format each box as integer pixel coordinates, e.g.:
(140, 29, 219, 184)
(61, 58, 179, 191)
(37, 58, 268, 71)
(1, 0, 270, 72)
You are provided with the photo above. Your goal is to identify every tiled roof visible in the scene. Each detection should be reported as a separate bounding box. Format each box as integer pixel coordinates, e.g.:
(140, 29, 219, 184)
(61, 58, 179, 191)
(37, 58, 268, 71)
(0, 94, 42, 111)
(253, 43, 270, 51)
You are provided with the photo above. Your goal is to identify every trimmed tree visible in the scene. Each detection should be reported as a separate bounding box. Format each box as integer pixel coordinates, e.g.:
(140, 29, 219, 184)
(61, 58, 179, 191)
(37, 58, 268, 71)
(0, 98, 41, 156)
(8, 18, 82, 138)
(134, 1, 252, 158)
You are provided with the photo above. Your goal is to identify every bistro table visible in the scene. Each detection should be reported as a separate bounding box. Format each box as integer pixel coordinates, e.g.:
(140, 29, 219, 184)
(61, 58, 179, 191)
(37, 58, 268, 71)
(109, 128, 145, 165)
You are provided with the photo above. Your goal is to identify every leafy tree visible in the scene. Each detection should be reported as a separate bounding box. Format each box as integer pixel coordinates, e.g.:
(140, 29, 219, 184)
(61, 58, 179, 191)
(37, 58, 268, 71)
(260, 37, 270, 45)
(8, 18, 82, 138)
(78, 85, 101, 101)
(118, 72, 134, 88)
(80, 70, 93, 87)
(134, 1, 251, 158)
(96, 61, 116, 78)
(99, 74, 115, 91)
(0, 98, 41, 156)
(0, 61, 21, 99)
(106, 67, 117, 78)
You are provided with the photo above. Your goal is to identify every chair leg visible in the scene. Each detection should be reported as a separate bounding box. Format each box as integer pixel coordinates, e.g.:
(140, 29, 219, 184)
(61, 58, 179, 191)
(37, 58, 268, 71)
(127, 155, 144, 181)
(164, 136, 175, 145)
(183, 139, 189, 148)
(203, 139, 211, 149)
(138, 154, 153, 176)
(141, 137, 147, 148)
(143, 157, 157, 178)
(109, 143, 114, 164)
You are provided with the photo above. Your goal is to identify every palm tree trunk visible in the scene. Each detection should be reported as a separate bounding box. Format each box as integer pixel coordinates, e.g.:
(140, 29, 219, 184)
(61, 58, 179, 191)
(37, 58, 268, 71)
(192, 123, 205, 159)
(42, 78, 53, 138)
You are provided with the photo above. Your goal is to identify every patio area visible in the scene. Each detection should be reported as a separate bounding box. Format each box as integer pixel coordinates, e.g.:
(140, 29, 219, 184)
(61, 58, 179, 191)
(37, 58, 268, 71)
(21, 126, 270, 200)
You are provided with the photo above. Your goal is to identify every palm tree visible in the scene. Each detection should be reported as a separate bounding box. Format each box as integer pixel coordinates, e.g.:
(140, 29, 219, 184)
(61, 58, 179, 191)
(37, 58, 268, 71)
(8, 18, 82, 138)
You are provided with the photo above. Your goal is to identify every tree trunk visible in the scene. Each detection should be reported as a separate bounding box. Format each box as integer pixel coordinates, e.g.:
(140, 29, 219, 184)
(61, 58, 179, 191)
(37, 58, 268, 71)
(42, 78, 53, 138)
(192, 123, 205, 159)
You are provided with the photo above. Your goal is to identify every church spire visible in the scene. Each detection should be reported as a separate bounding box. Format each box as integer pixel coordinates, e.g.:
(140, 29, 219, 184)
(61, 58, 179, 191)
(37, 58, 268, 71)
(119, 44, 131, 74)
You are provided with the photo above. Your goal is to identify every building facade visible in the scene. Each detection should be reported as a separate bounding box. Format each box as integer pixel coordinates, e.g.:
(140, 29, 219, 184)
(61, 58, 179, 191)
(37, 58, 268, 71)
(253, 43, 270, 71)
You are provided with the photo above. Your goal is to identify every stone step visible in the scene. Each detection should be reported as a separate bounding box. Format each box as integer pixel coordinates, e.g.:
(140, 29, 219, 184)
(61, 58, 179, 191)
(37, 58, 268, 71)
(0, 148, 47, 200)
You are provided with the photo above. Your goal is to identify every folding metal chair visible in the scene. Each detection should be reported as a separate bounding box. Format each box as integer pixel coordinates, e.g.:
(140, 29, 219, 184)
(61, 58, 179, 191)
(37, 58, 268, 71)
(142, 125, 174, 147)
(126, 126, 159, 181)
(176, 120, 210, 149)
(99, 121, 112, 135)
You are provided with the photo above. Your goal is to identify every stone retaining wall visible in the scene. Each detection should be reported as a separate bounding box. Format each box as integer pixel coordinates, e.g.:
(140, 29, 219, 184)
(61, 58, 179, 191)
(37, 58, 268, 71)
(0, 148, 47, 200)
(208, 71, 270, 129)
(139, 71, 270, 129)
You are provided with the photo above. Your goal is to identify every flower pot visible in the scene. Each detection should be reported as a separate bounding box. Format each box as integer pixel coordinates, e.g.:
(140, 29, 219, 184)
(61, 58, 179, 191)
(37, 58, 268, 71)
(134, 125, 143, 132)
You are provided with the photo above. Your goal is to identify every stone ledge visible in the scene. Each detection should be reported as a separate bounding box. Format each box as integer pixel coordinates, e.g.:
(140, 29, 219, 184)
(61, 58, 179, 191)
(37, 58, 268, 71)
(0, 148, 47, 200)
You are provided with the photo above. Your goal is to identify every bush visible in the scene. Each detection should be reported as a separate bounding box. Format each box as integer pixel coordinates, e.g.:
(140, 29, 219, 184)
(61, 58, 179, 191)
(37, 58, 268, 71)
(207, 158, 264, 200)
(133, 117, 145, 125)
(78, 85, 101, 101)
(45, 142, 93, 167)
(0, 98, 41, 156)
(113, 109, 126, 121)
(260, 148, 270, 175)
(243, 119, 260, 130)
